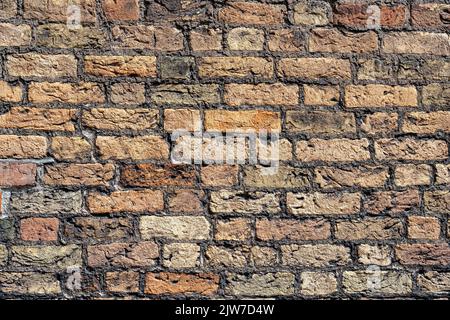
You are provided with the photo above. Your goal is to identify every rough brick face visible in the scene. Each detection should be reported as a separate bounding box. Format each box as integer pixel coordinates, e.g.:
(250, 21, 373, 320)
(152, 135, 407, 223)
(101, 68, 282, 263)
(301, 272, 337, 296)
(0, 135, 47, 159)
(0, 107, 77, 131)
(293, 1, 330, 26)
(278, 58, 351, 80)
(345, 85, 417, 108)
(296, 139, 370, 162)
(87, 190, 164, 214)
(106, 271, 139, 293)
(20, 218, 59, 241)
(145, 273, 219, 295)
(383, 32, 449, 55)
(82, 108, 158, 131)
(102, 0, 139, 21)
(334, 3, 407, 28)
(218, 2, 285, 25)
(343, 271, 412, 295)
(64, 218, 133, 242)
(121, 164, 196, 187)
(268, 29, 304, 52)
(35, 24, 107, 49)
(227, 27, 264, 51)
(361, 112, 399, 135)
(11, 245, 81, 269)
(152, 84, 220, 105)
(375, 138, 448, 161)
(51, 137, 91, 161)
(309, 28, 378, 53)
(304, 85, 339, 106)
(224, 84, 298, 106)
(364, 190, 420, 215)
(357, 244, 392, 266)
(395, 244, 450, 266)
(112, 25, 184, 50)
(0, 81, 22, 102)
(418, 272, 450, 293)
(286, 111, 355, 134)
(281, 244, 350, 267)
(314, 166, 388, 189)
(335, 218, 403, 240)
(0, 163, 36, 187)
(395, 164, 432, 187)
(29, 82, 104, 104)
(110, 83, 145, 105)
(84, 56, 157, 77)
(0, 23, 31, 47)
(198, 57, 273, 78)
(225, 273, 294, 297)
(44, 164, 115, 187)
(205, 110, 281, 132)
(256, 219, 330, 241)
(95, 136, 169, 160)
(210, 191, 280, 214)
(87, 242, 158, 268)
(411, 3, 450, 29)
(23, 0, 96, 22)
(0, 0, 448, 301)
(0, 272, 61, 294)
(6, 53, 77, 78)
(408, 216, 441, 240)
(287, 192, 360, 215)
(215, 218, 252, 241)
(10, 190, 82, 214)
(190, 28, 222, 51)
(0, 0, 17, 19)
(140, 216, 211, 240)
(403, 112, 450, 134)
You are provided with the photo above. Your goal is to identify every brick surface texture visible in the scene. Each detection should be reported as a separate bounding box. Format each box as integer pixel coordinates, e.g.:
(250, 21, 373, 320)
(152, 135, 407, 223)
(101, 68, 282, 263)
(0, 0, 449, 300)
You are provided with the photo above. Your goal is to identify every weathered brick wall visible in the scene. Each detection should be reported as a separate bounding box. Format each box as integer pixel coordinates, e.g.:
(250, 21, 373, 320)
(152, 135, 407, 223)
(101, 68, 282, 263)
(0, 0, 449, 299)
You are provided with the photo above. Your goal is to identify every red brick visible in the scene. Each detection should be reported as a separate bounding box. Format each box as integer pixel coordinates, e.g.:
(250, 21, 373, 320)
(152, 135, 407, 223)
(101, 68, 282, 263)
(0, 163, 36, 187)
(334, 3, 407, 28)
(396, 244, 450, 266)
(121, 164, 196, 187)
(102, 0, 139, 21)
(20, 218, 59, 241)
(412, 3, 450, 29)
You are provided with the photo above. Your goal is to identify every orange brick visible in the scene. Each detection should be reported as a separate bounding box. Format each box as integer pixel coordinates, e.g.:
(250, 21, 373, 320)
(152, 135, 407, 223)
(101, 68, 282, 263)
(145, 272, 219, 295)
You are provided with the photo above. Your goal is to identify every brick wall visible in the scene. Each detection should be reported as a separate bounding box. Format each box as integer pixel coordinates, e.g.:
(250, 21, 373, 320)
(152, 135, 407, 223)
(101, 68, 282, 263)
(0, 0, 449, 299)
